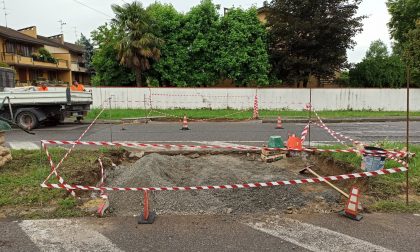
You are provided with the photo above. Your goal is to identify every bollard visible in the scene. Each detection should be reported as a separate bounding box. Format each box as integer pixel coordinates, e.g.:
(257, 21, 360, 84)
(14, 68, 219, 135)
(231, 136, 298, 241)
(138, 190, 156, 224)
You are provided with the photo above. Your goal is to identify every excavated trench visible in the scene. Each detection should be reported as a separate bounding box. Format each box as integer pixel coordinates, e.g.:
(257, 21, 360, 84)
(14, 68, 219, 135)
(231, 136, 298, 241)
(103, 152, 361, 216)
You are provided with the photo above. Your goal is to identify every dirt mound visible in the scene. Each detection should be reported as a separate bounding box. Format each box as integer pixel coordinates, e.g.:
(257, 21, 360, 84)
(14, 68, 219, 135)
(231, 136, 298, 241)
(106, 153, 342, 216)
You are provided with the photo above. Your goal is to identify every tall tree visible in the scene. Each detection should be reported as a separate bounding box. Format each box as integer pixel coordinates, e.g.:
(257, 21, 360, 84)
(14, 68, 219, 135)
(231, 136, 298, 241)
(267, 0, 365, 87)
(76, 33, 94, 74)
(403, 21, 420, 86)
(349, 40, 405, 87)
(387, 0, 420, 52)
(91, 24, 135, 86)
(147, 2, 187, 86)
(181, 0, 221, 86)
(111, 2, 163, 87)
(217, 8, 270, 86)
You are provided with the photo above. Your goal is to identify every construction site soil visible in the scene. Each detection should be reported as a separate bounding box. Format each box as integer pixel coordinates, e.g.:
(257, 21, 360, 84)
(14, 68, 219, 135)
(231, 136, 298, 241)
(105, 153, 350, 216)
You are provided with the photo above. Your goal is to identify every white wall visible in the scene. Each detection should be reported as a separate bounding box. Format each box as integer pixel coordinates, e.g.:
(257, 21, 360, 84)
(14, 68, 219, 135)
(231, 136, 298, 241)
(52, 87, 420, 111)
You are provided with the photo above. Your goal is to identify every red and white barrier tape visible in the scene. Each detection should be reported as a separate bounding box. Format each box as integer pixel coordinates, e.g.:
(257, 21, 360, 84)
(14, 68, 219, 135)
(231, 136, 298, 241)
(41, 139, 406, 157)
(42, 99, 109, 193)
(41, 141, 76, 196)
(151, 93, 250, 98)
(300, 123, 310, 143)
(311, 108, 363, 146)
(253, 95, 259, 119)
(41, 167, 407, 192)
(310, 122, 408, 158)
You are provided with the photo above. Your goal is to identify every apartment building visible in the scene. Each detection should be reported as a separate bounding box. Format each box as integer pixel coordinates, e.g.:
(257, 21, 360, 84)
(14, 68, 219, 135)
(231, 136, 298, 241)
(0, 25, 90, 85)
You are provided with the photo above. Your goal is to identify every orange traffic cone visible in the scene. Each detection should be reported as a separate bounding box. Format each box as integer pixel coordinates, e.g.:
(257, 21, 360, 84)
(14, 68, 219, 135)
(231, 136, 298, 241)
(287, 134, 302, 150)
(180, 115, 190, 130)
(275, 116, 283, 129)
(339, 186, 363, 221)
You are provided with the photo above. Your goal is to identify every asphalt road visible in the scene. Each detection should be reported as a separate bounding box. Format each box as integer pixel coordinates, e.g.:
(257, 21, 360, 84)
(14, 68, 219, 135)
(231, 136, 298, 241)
(2, 214, 419, 251)
(5, 120, 420, 149)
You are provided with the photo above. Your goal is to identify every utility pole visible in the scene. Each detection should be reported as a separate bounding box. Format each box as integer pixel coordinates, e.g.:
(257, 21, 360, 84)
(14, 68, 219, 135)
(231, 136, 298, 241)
(58, 19, 67, 34)
(2, 0, 7, 28)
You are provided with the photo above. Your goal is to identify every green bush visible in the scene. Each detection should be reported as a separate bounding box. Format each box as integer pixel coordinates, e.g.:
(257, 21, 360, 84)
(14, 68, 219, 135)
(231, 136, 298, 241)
(32, 48, 57, 64)
(0, 62, 10, 68)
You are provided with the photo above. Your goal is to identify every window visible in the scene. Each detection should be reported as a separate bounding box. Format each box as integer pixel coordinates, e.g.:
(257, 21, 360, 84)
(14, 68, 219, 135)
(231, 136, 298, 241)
(5, 41, 15, 53)
(16, 44, 32, 57)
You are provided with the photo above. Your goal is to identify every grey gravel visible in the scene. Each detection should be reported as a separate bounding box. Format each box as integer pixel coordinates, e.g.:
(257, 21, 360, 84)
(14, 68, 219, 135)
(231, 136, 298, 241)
(107, 153, 340, 216)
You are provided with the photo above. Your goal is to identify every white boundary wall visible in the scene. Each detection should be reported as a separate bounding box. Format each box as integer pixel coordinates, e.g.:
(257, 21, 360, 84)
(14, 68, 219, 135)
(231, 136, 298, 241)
(51, 87, 420, 111)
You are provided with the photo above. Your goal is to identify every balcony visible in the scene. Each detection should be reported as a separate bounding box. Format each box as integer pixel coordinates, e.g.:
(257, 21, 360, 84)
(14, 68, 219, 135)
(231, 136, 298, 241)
(0, 52, 69, 70)
(71, 61, 88, 73)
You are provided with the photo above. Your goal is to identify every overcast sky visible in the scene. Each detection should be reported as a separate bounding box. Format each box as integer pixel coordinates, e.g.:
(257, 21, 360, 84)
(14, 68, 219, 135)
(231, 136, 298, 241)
(2, 0, 392, 63)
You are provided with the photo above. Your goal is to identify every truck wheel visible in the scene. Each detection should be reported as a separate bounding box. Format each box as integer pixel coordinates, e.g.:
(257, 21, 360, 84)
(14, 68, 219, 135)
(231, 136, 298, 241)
(16, 111, 39, 130)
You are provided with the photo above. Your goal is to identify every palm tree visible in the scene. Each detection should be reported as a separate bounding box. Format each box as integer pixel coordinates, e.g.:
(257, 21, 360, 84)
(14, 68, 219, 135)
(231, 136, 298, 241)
(111, 2, 163, 87)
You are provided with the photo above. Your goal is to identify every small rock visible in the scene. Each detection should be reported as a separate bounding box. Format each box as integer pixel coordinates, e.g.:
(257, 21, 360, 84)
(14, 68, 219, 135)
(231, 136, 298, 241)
(128, 151, 145, 159)
(269, 208, 276, 212)
(315, 196, 325, 202)
(190, 153, 200, 159)
(226, 208, 233, 214)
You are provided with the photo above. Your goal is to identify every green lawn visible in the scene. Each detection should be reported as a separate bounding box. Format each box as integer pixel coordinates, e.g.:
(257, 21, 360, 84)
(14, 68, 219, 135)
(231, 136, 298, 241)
(86, 108, 420, 121)
(0, 149, 119, 219)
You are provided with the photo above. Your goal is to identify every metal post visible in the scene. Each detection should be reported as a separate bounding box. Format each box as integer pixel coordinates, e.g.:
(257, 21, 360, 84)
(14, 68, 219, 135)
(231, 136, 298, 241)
(406, 67, 410, 206)
(109, 97, 113, 142)
(308, 88, 312, 147)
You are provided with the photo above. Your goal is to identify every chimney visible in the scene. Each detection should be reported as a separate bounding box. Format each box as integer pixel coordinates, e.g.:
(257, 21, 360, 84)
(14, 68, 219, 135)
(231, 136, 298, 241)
(48, 34, 64, 45)
(18, 26, 38, 38)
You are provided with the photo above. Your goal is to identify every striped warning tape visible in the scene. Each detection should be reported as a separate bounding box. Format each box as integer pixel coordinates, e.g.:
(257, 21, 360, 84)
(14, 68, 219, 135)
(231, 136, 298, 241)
(300, 123, 310, 143)
(41, 141, 75, 196)
(310, 122, 408, 158)
(151, 93, 250, 98)
(311, 109, 363, 146)
(41, 167, 407, 192)
(40, 140, 407, 157)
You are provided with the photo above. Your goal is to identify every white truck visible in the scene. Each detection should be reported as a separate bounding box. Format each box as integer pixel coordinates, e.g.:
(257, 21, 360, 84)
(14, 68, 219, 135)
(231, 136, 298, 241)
(0, 67, 92, 129)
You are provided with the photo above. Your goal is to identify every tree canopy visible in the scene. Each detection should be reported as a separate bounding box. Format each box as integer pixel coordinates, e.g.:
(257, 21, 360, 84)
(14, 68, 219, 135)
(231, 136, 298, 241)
(91, 24, 135, 86)
(76, 33, 94, 74)
(349, 40, 405, 87)
(387, 0, 420, 48)
(217, 7, 270, 86)
(403, 21, 420, 86)
(267, 0, 365, 87)
(111, 2, 163, 87)
(90, 0, 270, 87)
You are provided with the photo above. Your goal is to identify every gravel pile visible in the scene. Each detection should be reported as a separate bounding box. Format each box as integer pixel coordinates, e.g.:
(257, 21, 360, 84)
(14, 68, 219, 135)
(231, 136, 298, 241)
(107, 153, 340, 216)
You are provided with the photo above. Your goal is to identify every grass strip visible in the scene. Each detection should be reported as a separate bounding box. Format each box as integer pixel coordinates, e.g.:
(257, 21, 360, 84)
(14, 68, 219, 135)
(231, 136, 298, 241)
(86, 108, 420, 121)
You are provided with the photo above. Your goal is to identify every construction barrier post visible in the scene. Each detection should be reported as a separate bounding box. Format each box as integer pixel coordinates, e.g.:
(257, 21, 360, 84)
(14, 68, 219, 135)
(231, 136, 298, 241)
(253, 95, 259, 119)
(138, 190, 156, 224)
(339, 186, 363, 221)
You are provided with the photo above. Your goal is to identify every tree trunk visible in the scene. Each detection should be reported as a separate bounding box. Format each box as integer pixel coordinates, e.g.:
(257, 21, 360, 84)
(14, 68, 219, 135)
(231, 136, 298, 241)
(303, 78, 308, 88)
(135, 68, 142, 87)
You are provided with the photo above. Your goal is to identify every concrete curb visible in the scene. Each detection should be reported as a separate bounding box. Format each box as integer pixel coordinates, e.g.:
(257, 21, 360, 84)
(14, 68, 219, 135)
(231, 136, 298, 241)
(261, 117, 420, 123)
(75, 116, 420, 125)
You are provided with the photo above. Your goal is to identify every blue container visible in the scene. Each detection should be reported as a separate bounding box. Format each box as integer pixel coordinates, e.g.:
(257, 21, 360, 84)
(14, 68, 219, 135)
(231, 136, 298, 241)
(361, 146, 386, 171)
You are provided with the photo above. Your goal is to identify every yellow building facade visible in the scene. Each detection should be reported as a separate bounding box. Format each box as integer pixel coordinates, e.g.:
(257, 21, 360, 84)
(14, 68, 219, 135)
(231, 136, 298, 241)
(0, 25, 90, 86)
